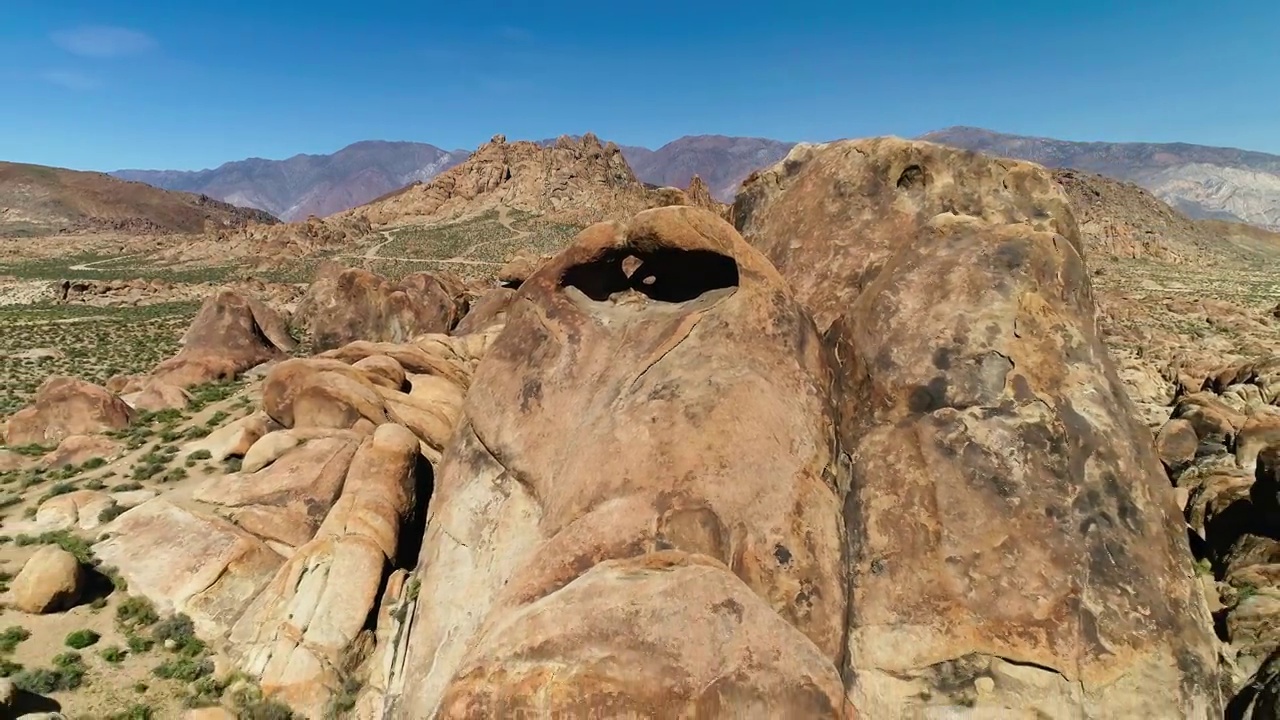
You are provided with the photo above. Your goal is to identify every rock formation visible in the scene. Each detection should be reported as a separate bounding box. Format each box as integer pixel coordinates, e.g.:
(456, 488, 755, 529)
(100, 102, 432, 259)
(348, 134, 657, 227)
(734, 137, 1222, 716)
(92, 325, 497, 715)
(12, 545, 84, 614)
(4, 376, 134, 447)
(294, 265, 468, 352)
(384, 205, 847, 717)
(146, 289, 297, 388)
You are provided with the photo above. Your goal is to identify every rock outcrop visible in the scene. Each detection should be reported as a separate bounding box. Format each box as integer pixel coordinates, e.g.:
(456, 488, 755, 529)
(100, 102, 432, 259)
(384, 206, 847, 717)
(735, 138, 1222, 716)
(294, 265, 467, 352)
(92, 326, 496, 714)
(149, 289, 296, 388)
(4, 376, 134, 447)
(1165, 356, 1280, 701)
(348, 134, 656, 227)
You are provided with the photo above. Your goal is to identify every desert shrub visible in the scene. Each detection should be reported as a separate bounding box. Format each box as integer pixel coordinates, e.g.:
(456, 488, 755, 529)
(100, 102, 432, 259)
(65, 628, 101, 649)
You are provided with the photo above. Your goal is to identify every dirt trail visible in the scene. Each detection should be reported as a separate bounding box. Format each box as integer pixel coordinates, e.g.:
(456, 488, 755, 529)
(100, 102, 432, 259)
(68, 254, 141, 271)
(336, 205, 525, 265)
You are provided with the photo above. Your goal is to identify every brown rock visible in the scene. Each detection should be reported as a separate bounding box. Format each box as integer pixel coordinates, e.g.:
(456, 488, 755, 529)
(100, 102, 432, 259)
(4, 376, 134, 447)
(351, 354, 407, 390)
(389, 206, 845, 717)
(194, 436, 358, 547)
(735, 138, 1221, 716)
(12, 545, 83, 613)
(1156, 418, 1200, 474)
(40, 434, 123, 469)
(123, 379, 192, 411)
(182, 412, 279, 462)
(452, 287, 515, 336)
(33, 489, 117, 531)
(294, 267, 465, 352)
(346, 133, 655, 227)
(1239, 414, 1280, 474)
(1174, 392, 1247, 444)
(151, 289, 295, 388)
(497, 251, 544, 288)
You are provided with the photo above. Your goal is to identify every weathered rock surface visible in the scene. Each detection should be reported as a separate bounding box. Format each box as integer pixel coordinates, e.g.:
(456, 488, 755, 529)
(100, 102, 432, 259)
(121, 378, 192, 411)
(40, 433, 123, 468)
(33, 489, 116, 531)
(93, 499, 285, 638)
(12, 545, 83, 614)
(230, 423, 422, 717)
(194, 435, 359, 547)
(387, 206, 847, 717)
(452, 287, 515, 335)
(4, 376, 134, 447)
(735, 137, 1222, 716)
(150, 289, 296, 388)
(182, 412, 279, 462)
(294, 266, 466, 352)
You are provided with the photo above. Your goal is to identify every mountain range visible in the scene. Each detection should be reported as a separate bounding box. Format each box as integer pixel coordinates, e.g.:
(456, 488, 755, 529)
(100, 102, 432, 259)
(111, 128, 1280, 230)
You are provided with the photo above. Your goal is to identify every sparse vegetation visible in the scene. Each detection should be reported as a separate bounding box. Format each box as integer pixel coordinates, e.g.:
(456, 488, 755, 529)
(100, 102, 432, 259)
(65, 628, 102, 649)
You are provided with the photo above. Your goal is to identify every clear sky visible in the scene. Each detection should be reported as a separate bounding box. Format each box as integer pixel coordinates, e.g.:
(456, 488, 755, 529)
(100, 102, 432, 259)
(1, 0, 1277, 171)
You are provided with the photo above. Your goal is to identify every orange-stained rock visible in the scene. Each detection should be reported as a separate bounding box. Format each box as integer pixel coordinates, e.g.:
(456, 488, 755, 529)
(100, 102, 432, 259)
(387, 206, 846, 717)
(5, 376, 134, 447)
(735, 137, 1221, 716)
(150, 289, 295, 388)
(194, 436, 358, 547)
(294, 267, 465, 352)
(452, 287, 515, 336)
(40, 433, 123, 469)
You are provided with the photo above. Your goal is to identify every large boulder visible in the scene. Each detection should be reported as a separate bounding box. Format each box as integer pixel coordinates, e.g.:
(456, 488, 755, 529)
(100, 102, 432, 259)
(12, 545, 83, 613)
(385, 206, 846, 717)
(40, 434, 123, 469)
(93, 499, 285, 639)
(294, 266, 467, 352)
(150, 289, 296, 388)
(734, 138, 1222, 716)
(4, 376, 134, 447)
(194, 435, 359, 547)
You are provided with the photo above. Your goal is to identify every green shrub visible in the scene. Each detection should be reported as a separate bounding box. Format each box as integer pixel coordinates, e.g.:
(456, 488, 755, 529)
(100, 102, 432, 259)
(110, 481, 144, 492)
(0, 658, 22, 677)
(98, 502, 127, 523)
(65, 629, 101, 649)
(127, 634, 155, 654)
(108, 705, 154, 720)
(100, 645, 127, 663)
(14, 651, 87, 693)
(152, 656, 213, 681)
(117, 595, 160, 629)
(0, 625, 31, 653)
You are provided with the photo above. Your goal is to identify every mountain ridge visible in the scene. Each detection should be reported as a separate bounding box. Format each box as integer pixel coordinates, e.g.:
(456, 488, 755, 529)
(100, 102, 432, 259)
(107, 128, 1280, 232)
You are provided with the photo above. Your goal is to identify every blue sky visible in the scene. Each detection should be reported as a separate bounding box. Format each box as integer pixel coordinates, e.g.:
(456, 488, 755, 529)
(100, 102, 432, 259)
(1, 0, 1277, 171)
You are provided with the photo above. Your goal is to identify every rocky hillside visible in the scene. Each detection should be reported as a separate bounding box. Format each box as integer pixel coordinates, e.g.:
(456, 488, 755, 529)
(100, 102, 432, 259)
(114, 135, 795, 220)
(347, 133, 688, 227)
(114, 141, 470, 222)
(923, 126, 1280, 230)
(1053, 168, 1280, 265)
(0, 161, 278, 237)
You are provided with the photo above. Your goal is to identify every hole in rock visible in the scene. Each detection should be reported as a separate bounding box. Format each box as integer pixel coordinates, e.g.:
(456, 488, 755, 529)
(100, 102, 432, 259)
(560, 247, 739, 303)
(896, 164, 929, 192)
